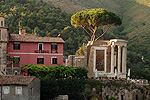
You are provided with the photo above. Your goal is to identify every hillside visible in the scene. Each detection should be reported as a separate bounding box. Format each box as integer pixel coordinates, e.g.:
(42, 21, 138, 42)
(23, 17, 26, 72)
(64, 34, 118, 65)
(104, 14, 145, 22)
(42, 0, 150, 59)
(0, 0, 150, 79)
(41, 0, 150, 79)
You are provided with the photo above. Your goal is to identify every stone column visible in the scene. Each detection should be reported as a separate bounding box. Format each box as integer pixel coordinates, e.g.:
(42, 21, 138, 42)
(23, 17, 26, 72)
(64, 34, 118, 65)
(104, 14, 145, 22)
(118, 46, 121, 73)
(124, 46, 127, 74)
(104, 49, 107, 72)
(111, 45, 115, 73)
(122, 46, 127, 73)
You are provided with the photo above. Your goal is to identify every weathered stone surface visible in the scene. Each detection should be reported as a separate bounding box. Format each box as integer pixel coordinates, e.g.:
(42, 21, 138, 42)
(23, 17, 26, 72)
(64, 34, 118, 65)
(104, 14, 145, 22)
(0, 16, 8, 75)
(94, 80, 150, 100)
(66, 55, 85, 67)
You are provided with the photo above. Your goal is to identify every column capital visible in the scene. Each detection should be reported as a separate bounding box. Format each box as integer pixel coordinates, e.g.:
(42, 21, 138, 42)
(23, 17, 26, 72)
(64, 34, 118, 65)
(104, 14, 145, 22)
(123, 46, 127, 48)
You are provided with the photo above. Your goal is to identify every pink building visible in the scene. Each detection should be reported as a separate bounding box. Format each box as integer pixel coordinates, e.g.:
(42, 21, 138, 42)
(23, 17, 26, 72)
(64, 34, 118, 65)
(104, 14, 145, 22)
(8, 33, 65, 66)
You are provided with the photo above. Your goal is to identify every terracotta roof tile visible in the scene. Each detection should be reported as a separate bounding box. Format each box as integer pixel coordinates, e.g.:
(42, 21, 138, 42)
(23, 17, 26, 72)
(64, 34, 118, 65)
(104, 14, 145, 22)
(9, 34, 65, 43)
(0, 75, 36, 85)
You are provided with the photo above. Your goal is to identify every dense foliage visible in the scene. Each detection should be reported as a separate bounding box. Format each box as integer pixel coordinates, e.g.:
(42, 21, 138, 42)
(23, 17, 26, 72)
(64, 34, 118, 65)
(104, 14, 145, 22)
(22, 64, 88, 100)
(0, 0, 71, 36)
(41, 78, 86, 100)
(41, 78, 133, 100)
(22, 64, 88, 79)
(0, 0, 92, 56)
(75, 43, 86, 55)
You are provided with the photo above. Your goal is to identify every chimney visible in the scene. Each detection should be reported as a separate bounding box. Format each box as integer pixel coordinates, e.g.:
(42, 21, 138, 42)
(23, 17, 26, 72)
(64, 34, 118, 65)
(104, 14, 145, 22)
(35, 32, 37, 36)
(24, 69, 28, 76)
(22, 29, 26, 35)
(19, 28, 22, 35)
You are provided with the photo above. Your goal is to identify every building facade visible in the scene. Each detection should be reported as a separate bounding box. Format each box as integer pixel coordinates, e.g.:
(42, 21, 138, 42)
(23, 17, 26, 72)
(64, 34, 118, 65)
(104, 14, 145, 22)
(8, 33, 65, 67)
(0, 75, 40, 100)
(0, 16, 8, 75)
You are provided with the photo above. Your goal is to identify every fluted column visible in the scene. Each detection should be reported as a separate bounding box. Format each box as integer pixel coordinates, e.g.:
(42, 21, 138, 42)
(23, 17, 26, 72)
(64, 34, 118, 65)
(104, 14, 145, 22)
(111, 45, 115, 73)
(118, 46, 121, 73)
(122, 46, 127, 73)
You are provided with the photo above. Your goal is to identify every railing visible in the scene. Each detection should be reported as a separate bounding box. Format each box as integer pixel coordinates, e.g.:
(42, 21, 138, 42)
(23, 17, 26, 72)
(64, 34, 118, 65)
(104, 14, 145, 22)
(34, 50, 49, 53)
(34, 50, 58, 53)
(7, 63, 20, 67)
(51, 50, 58, 53)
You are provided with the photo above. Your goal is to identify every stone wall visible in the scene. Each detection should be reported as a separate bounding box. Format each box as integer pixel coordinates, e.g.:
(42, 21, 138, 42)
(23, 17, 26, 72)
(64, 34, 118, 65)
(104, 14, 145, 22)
(92, 80, 150, 100)
(66, 55, 85, 67)
(28, 77, 41, 100)
(0, 17, 8, 75)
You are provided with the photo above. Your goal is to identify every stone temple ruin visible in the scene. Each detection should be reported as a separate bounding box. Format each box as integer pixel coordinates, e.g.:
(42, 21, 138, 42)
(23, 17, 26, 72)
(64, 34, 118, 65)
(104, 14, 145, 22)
(66, 39, 127, 78)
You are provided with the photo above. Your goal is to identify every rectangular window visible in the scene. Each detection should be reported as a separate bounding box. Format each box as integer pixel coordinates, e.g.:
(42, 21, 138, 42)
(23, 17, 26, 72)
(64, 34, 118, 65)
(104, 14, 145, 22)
(13, 56, 20, 64)
(1, 21, 3, 26)
(30, 88, 33, 95)
(106, 96, 109, 100)
(136, 95, 138, 100)
(38, 43, 43, 50)
(13, 42, 20, 50)
(16, 87, 22, 95)
(51, 43, 57, 51)
(37, 57, 44, 64)
(52, 57, 57, 64)
(14, 71, 18, 75)
(3, 86, 9, 94)
(121, 95, 123, 100)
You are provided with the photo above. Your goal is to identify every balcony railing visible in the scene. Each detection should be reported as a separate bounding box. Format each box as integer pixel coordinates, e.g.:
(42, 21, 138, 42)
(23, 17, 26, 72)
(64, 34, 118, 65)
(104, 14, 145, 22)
(7, 63, 21, 67)
(34, 50, 58, 53)
(35, 50, 49, 53)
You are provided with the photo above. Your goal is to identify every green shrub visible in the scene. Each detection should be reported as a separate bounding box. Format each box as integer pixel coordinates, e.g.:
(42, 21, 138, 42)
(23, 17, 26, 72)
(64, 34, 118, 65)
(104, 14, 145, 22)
(22, 64, 88, 79)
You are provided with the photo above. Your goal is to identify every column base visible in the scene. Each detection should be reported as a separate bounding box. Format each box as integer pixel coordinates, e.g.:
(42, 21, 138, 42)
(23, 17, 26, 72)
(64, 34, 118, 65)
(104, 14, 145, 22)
(90, 72, 126, 79)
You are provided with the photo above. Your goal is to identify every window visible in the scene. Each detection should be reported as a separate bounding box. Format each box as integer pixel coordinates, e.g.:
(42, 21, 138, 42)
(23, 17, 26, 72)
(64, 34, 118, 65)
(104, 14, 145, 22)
(51, 43, 57, 51)
(30, 88, 33, 95)
(14, 71, 18, 75)
(1, 21, 3, 26)
(16, 87, 22, 95)
(13, 56, 20, 64)
(13, 42, 20, 50)
(106, 95, 109, 100)
(52, 57, 57, 64)
(38, 43, 43, 50)
(136, 95, 138, 100)
(37, 57, 44, 64)
(121, 95, 123, 100)
(3, 86, 9, 94)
